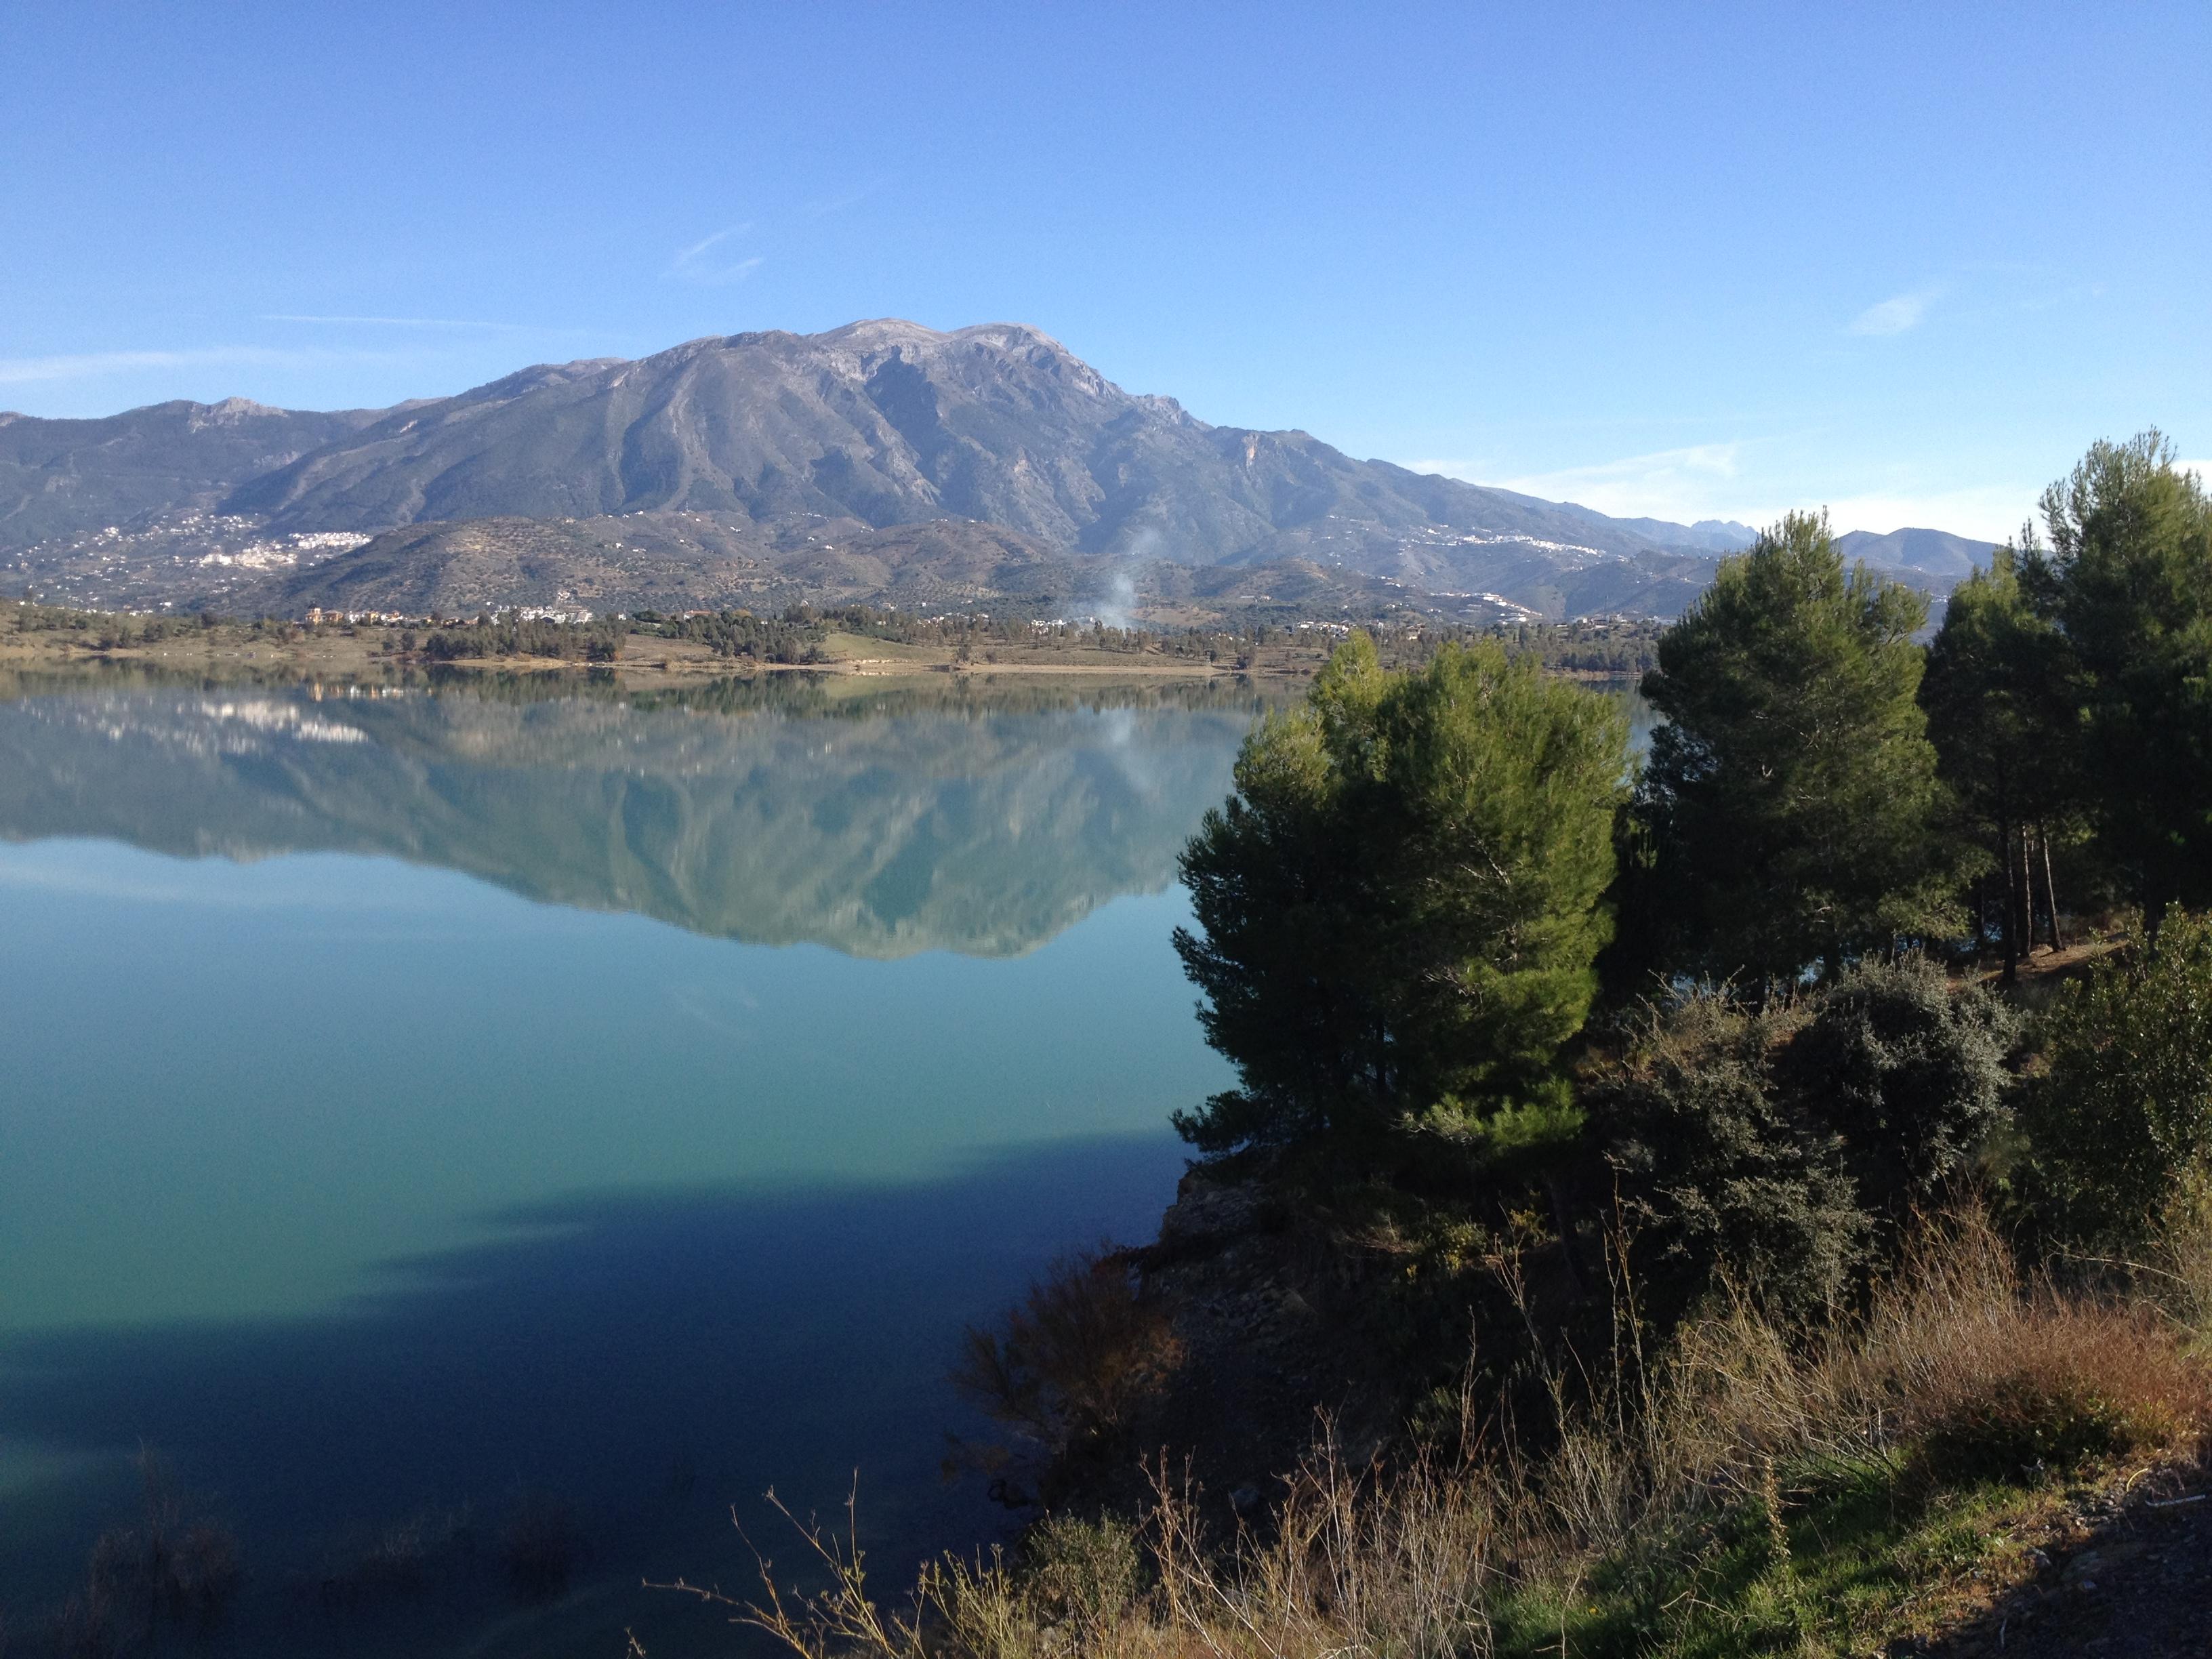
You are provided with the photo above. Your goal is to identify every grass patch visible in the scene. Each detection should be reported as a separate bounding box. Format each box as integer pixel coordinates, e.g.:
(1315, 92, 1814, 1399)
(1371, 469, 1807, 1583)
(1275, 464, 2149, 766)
(1494, 1454, 2058, 1658)
(821, 632, 945, 663)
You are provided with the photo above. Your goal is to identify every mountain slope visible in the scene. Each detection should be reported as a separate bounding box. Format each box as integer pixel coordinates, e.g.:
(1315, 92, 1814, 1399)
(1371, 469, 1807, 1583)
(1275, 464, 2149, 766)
(253, 512, 1094, 618)
(0, 398, 386, 545)
(1836, 526, 1999, 583)
(223, 321, 1696, 569)
(4, 322, 1989, 621)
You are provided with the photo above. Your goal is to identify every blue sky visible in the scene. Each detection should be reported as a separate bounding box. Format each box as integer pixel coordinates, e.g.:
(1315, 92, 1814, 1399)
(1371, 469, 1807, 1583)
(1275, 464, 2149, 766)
(3, 1, 2205, 538)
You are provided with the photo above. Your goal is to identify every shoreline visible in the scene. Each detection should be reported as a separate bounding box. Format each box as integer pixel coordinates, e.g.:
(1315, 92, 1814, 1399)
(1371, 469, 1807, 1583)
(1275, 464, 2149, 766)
(0, 630, 1649, 691)
(0, 632, 1327, 687)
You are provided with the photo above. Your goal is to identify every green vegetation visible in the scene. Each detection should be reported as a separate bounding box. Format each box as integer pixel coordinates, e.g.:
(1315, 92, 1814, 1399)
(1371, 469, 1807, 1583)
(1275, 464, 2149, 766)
(1173, 635, 1627, 1157)
(762, 434, 2212, 1659)
(420, 611, 626, 661)
(3, 594, 293, 649)
(1502, 616, 1665, 676)
(1591, 957, 2018, 1324)
(1919, 545, 2080, 975)
(2022, 907, 2212, 1245)
(628, 607, 828, 661)
(1633, 511, 1962, 984)
(1921, 431, 2212, 956)
(2024, 432, 2212, 929)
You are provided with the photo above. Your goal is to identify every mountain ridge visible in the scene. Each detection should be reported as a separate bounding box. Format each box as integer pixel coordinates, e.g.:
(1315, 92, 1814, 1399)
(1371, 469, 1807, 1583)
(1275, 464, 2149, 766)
(0, 321, 1986, 620)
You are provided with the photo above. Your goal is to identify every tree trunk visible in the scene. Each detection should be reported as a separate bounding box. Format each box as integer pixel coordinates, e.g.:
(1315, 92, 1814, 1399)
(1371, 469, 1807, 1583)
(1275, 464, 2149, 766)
(1999, 815, 2020, 981)
(2023, 824, 2043, 952)
(2039, 821, 2066, 951)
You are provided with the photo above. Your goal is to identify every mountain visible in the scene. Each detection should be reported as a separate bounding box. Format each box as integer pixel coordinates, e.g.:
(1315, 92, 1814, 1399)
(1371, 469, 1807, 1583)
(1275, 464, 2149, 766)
(258, 512, 1097, 618)
(0, 676, 1261, 958)
(0, 397, 385, 546)
(1835, 527, 1999, 583)
(0, 323, 1981, 621)
(222, 321, 1698, 569)
(1601, 514, 1758, 555)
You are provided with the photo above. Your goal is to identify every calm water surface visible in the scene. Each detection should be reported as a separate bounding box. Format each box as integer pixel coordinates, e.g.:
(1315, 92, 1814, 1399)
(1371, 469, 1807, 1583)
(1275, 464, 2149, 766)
(0, 673, 1278, 1656)
(0, 669, 1651, 1656)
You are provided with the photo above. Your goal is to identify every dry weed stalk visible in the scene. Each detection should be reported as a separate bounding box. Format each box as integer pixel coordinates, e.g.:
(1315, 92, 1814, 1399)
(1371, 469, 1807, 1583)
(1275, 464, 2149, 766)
(1144, 1437, 1500, 1659)
(674, 1209, 2209, 1659)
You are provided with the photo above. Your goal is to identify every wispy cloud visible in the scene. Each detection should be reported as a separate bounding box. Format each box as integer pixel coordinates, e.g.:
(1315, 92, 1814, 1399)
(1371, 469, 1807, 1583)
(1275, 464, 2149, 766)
(1849, 286, 1942, 337)
(668, 224, 764, 285)
(1404, 443, 2034, 541)
(0, 346, 402, 386)
(260, 314, 525, 330)
(1414, 443, 1747, 523)
(804, 176, 892, 218)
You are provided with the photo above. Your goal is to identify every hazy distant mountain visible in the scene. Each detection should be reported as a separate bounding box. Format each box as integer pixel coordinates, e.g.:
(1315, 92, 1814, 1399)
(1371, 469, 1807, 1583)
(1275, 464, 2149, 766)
(1835, 527, 1999, 583)
(0, 397, 383, 545)
(0, 323, 1981, 619)
(1630, 516, 1759, 555)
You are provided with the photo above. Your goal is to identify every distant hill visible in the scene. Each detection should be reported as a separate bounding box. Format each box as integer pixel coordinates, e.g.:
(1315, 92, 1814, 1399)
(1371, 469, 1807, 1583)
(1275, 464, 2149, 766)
(0, 323, 1986, 621)
(1836, 527, 1999, 583)
(0, 397, 384, 545)
(1544, 504, 1757, 556)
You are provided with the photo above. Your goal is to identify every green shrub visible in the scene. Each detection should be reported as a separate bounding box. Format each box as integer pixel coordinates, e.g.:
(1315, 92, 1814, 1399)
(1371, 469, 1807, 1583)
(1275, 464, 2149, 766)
(1779, 954, 2018, 1229)
(1589, 989, 1866, 1323)
(1017, 1513, 1141, 1638)
(2022, 909, 2212, 1244)
(1593, 962, 2018, 1323)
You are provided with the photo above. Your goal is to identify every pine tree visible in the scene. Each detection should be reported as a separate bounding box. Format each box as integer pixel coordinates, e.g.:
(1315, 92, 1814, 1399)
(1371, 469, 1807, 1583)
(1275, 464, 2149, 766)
(1919, 544, 2083, 975)
(2022, 432, 2212, 933)
(1172, 634, 1627, 1156)
(1636, 511, 1962, 983)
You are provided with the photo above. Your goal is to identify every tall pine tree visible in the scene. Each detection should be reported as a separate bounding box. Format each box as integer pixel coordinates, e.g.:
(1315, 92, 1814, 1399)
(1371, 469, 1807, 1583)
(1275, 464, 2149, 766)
(1636, 512, 1962, 983)
(2022, 432, 2212, 933)
(1173, 635, 1627, 1156)
(1920, 544, 2083, 975)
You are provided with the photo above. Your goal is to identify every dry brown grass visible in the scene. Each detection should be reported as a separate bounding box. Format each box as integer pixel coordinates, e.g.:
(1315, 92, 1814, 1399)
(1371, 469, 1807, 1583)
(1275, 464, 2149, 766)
(952, 1248, 1183, 1462)
(1864, 1229, 2206, 1486)
(1532, 1210, 2211, 1548)
(678, 1209, 2211, 1659)
(1144, 1439, 1504, 1659)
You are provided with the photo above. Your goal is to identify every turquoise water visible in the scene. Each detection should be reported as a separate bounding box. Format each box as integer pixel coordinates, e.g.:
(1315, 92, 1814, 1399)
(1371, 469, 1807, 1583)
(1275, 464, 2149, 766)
(0, 674, 1264, 1656)
(0, 669, 1652, 1656)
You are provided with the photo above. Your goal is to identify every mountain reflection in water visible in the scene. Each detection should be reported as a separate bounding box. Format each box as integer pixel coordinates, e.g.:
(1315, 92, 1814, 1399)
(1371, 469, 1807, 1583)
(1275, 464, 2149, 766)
(0, 667, 1650, 1658)
(0, 672, 1274, 958)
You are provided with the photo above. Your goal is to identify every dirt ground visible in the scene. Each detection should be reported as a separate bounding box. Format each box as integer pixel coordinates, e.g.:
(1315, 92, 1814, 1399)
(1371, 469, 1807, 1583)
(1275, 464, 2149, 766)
(1927, 1458, 2212, 1658)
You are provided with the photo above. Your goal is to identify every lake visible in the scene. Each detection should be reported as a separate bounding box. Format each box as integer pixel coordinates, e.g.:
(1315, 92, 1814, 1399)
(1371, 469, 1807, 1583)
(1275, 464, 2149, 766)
(0, 667, 1651, 1657)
